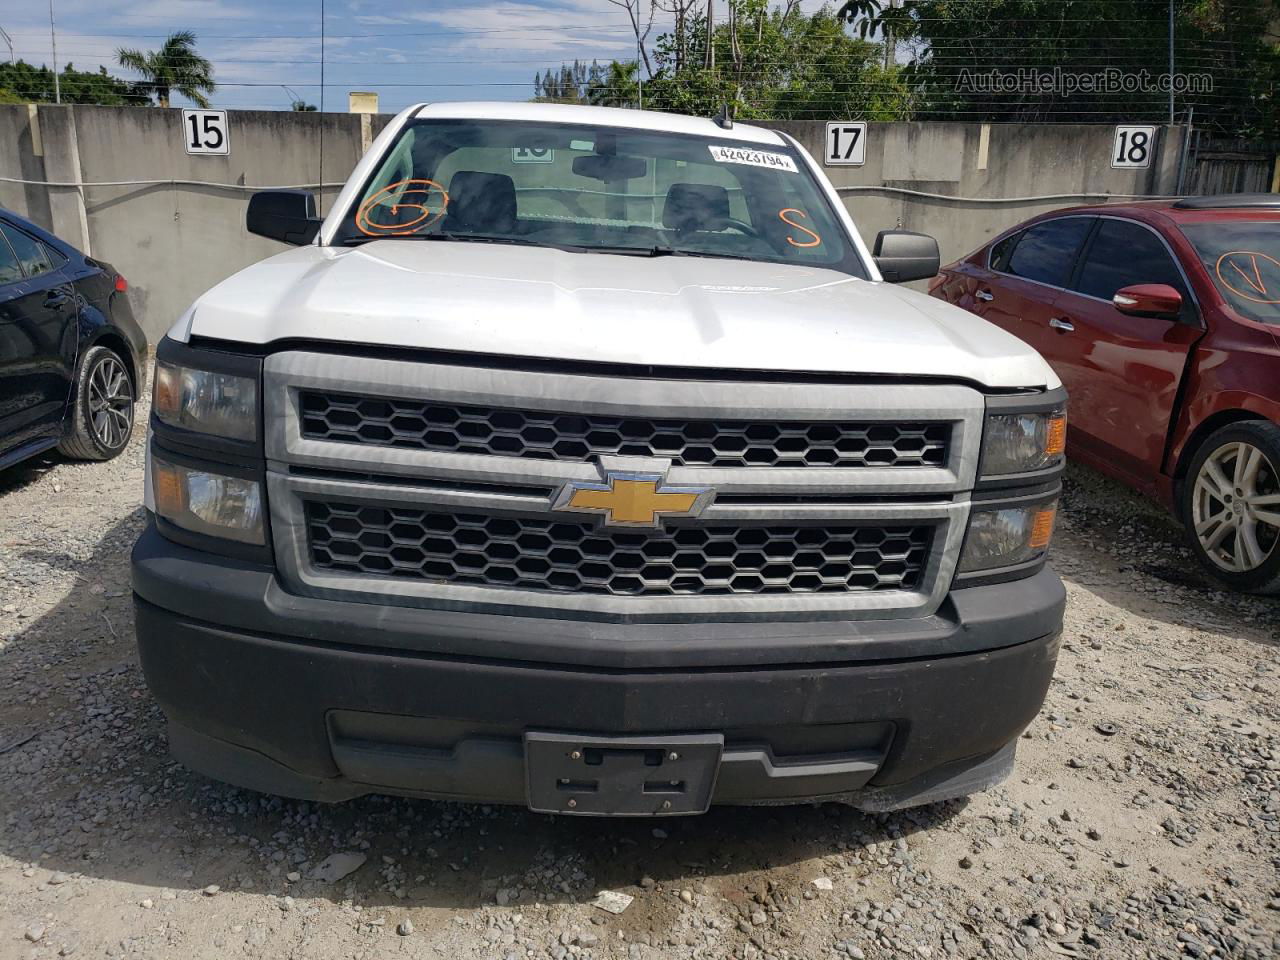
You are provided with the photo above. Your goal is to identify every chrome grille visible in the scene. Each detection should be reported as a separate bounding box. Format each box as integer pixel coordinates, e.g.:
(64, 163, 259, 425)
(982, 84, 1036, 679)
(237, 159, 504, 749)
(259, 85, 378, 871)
(305, 500, 932, 597)
(298, 391, 950, 468)
(266, 352, 985, 621)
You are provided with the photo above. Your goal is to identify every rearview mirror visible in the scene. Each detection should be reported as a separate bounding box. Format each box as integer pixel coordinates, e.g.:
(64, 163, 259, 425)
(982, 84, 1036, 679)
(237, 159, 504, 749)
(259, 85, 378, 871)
(247, 190, 321, 245)
(873, 230, 940, 283)
(1113, 283, 1182, 319)
(572, 154, 647, 182)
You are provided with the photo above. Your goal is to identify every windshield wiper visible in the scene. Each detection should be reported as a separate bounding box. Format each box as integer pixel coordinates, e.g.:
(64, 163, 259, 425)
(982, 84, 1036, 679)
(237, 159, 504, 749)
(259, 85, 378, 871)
(339, 234, 752, 262)
(340, 232, 554, 248)
(581, 245, 751, 262)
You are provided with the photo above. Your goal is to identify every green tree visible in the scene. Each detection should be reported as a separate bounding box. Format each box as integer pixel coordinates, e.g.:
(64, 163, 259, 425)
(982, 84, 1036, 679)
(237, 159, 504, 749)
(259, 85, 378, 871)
(534, 61, 606, 103)
(116, 30, 215, 108)
(839, 0, 1280, 137)
(0, 60, 144, 105)
(648, 0, 911, 120)
(586, 60, 640, 107)
(534, 2, 912, 120)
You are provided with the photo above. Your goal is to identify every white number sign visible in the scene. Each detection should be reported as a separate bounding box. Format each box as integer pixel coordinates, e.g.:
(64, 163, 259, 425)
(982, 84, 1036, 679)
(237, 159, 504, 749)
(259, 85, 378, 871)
(825, 122, 866, 166)
(183, 109, 229, 155)
(512, 146, 554, 164)
(1111, 125, 1155, 169)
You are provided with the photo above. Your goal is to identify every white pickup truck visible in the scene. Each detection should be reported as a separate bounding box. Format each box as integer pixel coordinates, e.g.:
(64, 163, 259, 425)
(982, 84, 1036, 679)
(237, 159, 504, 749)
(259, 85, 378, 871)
(133, 102, 1067, 816)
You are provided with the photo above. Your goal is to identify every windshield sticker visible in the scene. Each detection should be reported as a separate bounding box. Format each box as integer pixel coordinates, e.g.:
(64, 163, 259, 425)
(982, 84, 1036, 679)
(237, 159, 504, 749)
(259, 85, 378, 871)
(1215, 250, 1280, 304)
(708, 145, 797, 173)
(356, 179, 449, 236)
(778, 208, 822, 248)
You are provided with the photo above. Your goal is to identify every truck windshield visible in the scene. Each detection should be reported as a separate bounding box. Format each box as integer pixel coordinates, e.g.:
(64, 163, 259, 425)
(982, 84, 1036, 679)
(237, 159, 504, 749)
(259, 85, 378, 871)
(1179, 221, 1280, 325)
(332, 119, 864, 275)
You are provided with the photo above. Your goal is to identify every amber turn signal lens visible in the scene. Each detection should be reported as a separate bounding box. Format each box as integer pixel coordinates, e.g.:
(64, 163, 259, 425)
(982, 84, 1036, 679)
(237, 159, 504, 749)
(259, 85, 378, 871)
(152, 458, 186, 517)
(152, 361, 180, 419)
(150, 453, 265, 545)
(1044, 415, 1067, 458)
(1029, 505, 1057, 550)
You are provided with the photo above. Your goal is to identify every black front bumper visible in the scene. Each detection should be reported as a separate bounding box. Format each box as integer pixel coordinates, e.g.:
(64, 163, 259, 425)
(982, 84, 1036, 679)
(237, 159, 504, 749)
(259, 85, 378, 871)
(132, 522, 1064, 812)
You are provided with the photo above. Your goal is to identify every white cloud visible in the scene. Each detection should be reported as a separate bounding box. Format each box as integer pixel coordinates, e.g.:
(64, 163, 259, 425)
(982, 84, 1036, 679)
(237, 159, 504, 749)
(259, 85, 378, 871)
(399, 0, 666, 56)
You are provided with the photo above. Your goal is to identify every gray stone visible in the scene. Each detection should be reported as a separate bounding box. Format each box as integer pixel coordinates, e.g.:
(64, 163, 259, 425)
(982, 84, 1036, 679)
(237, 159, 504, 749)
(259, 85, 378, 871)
(308, 852, 367, 884)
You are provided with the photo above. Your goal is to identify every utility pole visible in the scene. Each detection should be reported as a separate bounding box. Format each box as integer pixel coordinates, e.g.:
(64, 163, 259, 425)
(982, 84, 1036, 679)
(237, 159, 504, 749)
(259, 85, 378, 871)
(0, 25, 14, 65)
(49, 0, 60, 103)
(637, 28, 643, 109)
(704, 0, 714, 71)
(882, 0, 897, 71)
(318, 0, 326, 213)
(1167, 0, 1175, 126)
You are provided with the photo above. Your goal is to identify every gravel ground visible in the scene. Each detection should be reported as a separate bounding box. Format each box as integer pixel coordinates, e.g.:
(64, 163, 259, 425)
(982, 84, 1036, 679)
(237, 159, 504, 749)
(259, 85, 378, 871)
(1, 405, 1277, 960)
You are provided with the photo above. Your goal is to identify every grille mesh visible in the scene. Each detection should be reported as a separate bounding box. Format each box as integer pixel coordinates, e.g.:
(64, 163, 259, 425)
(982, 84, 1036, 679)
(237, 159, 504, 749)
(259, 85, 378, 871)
(305, 501, 931, 597)
(298, 391, 950, 468)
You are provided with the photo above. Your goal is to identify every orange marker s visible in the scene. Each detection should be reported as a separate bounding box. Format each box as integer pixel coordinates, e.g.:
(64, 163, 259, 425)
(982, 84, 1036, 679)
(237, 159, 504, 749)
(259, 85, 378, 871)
(779, 208, 821, 248)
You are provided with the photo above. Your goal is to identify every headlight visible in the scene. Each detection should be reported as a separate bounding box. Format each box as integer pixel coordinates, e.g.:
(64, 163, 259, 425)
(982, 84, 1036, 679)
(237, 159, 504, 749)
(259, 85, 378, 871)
(153, 360, 257, 441)
(959, 500, 1057, 572)
(152, 453, 264, 544)
(981, 407, 1066, 475)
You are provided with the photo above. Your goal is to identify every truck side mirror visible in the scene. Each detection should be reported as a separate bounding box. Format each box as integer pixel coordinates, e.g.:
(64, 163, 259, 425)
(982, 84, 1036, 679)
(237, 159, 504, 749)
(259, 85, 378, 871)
(873, 230, 940, 283)
(247, 190, 321, 246)
(1112, 283, 1183, 320)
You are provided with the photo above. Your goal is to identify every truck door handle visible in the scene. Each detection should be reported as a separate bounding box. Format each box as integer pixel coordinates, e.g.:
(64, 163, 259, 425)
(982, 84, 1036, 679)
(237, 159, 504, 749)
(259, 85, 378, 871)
(43, 290, 71, 307)
(1049, 317, 1075, 332)
(975, 289, 994, 301)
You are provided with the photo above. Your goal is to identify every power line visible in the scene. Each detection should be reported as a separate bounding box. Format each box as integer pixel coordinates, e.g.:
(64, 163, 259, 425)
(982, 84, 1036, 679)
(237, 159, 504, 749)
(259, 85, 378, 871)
(3, 21, 660, 40)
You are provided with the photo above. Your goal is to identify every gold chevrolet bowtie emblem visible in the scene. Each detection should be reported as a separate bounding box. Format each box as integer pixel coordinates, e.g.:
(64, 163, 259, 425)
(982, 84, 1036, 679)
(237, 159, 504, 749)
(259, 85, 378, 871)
(553, 472, 713, 527)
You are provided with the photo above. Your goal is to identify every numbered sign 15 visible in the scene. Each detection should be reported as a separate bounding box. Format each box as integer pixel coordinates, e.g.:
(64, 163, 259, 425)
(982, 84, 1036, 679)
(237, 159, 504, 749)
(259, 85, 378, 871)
(1112, 125, 1155, 169)
(183, 109, 230, 156)
(825, 122, 867, 166)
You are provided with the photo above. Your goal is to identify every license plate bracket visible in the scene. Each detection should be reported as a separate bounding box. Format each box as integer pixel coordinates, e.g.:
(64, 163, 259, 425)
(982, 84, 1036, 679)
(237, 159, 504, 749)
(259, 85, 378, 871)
(525, 732, 724, 816)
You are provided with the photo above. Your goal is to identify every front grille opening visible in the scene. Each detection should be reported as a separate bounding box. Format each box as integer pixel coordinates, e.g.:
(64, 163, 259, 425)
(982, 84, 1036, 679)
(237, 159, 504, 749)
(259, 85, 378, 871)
(298, 391, 950, 469)
(304, 500, 932, 597)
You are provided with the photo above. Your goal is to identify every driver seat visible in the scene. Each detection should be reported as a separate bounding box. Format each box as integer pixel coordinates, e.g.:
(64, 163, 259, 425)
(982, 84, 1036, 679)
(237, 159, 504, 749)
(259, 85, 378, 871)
(444, 171, 518, 234)
(662, 183, 731, 235)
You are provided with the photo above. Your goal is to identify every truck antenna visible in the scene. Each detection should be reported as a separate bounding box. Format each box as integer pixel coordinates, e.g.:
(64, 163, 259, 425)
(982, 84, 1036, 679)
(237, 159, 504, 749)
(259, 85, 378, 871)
(713, 103, 733, 130)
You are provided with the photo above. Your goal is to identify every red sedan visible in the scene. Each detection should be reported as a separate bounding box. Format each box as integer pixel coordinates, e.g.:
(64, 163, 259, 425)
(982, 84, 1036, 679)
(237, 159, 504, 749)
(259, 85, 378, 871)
(932, 194, 1280, 593)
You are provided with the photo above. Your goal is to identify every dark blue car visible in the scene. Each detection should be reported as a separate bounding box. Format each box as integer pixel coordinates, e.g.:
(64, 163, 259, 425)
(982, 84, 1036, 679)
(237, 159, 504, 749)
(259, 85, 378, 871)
(0, 209, 145, 469)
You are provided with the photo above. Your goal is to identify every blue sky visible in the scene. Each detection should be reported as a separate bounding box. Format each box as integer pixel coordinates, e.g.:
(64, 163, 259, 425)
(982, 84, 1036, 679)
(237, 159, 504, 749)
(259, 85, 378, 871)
(2, 0, 705, 112)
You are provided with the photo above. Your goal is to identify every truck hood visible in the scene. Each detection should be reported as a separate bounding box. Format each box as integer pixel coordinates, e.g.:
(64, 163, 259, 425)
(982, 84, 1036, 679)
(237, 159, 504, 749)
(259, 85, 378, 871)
(178, 241, 1059, 390)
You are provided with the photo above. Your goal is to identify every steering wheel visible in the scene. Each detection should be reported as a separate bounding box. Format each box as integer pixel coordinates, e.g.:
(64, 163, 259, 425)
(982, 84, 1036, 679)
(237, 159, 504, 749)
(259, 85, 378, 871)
(723, 218, 761, 239)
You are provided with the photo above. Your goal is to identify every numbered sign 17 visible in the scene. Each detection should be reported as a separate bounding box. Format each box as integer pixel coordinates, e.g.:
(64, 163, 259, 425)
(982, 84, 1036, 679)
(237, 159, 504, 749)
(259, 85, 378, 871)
(1111, 125, 1155, 169)
(183, 109, 230, 156)
(825, 122, 867, 166)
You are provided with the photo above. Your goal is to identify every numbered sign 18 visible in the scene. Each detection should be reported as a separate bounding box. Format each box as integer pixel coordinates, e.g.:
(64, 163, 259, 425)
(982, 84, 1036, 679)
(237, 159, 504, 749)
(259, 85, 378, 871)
(1111, 125, 1155, 169)
(825, 122, 867, 166)
(183, 109, 230, 156)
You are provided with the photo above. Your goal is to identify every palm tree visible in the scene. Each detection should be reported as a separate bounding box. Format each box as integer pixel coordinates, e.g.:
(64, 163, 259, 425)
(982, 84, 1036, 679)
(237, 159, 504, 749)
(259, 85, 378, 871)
(116, 31, 214, 108)
(587, 60, 639, 108)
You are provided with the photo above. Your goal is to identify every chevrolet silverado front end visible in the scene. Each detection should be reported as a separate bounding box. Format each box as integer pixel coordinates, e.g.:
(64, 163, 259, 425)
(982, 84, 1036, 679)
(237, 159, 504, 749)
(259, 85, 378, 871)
(132, 102, 1066, 815)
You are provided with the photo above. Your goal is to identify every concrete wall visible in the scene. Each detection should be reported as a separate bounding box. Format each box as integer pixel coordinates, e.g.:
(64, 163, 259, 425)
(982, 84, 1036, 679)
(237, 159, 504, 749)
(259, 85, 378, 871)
(774, 121, 1186, 268)
(1, 105, 388, 340)
(0, 105, 1186, 341)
